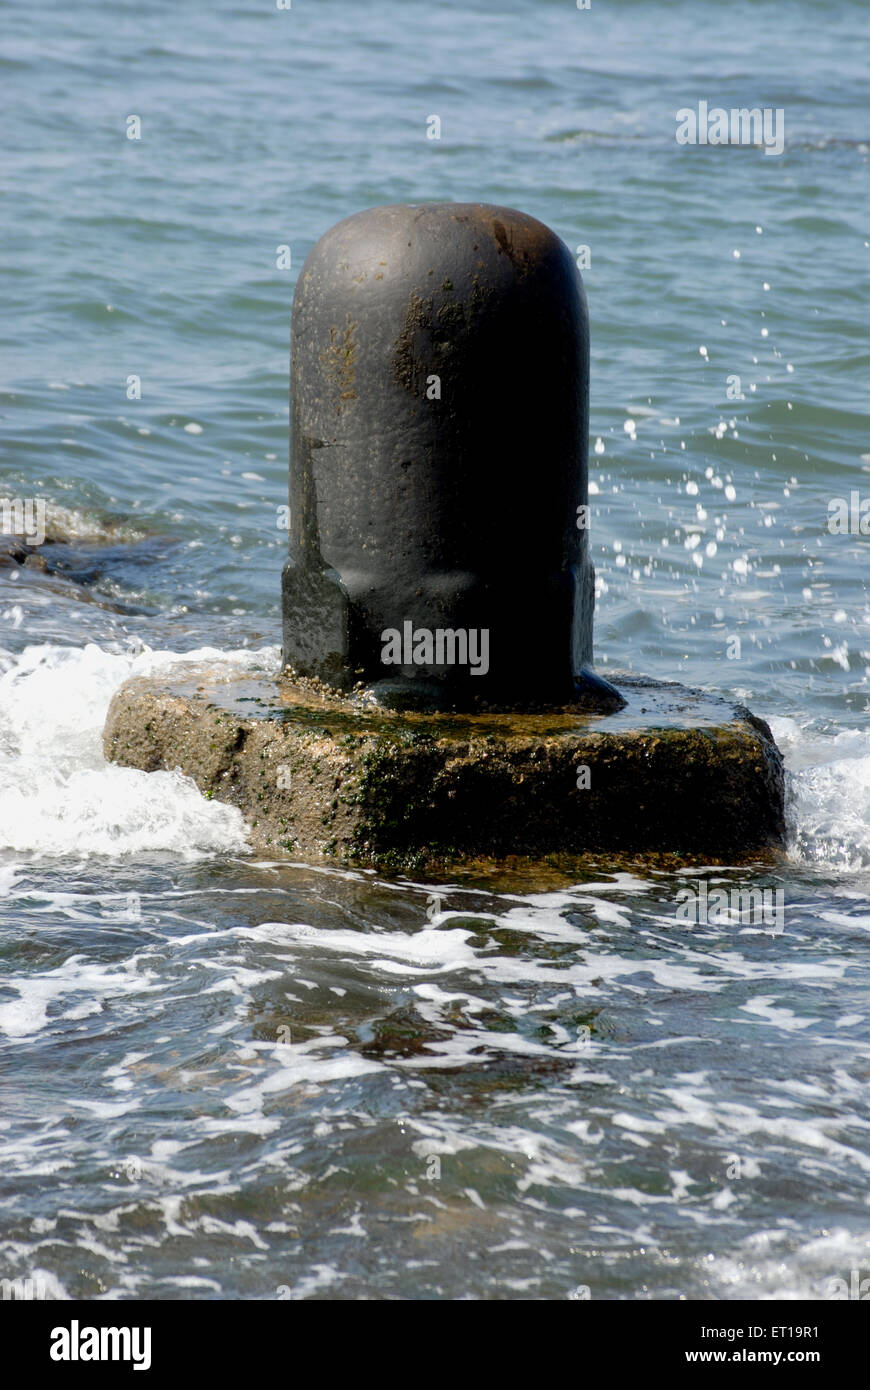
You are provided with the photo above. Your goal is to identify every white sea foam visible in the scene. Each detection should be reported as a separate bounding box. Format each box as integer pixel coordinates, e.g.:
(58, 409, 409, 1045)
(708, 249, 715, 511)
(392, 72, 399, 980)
(0, 642, 277, 858)
(771, 715, 870, 868)
(0, 952, 158, 1040)
(701, 1226, 870, 1300)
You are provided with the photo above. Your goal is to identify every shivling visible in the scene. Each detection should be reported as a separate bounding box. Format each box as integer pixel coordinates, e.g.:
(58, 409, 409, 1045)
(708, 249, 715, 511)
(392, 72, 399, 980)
(101, 200, 787, 868)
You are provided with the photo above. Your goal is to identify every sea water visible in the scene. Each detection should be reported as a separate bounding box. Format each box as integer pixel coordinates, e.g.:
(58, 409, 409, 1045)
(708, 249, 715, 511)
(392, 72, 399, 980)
(1, 0, 869, 1299)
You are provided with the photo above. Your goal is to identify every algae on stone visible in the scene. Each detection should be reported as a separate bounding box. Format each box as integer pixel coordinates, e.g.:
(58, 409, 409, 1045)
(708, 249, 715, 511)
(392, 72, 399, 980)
(102, 666, 785, 872)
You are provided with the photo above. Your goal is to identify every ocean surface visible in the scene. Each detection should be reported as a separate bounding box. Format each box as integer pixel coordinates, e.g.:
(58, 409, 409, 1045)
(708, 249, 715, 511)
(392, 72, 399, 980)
(1, 0, 869, 1299)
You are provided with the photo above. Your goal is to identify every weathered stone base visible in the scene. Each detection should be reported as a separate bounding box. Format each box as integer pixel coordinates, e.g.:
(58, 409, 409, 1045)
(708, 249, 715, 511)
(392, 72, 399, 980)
(102, 663, 785, 871)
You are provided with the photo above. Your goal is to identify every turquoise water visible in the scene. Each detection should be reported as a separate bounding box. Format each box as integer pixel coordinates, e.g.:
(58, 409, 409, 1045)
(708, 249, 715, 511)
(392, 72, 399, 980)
(1, 0, 869, 1299)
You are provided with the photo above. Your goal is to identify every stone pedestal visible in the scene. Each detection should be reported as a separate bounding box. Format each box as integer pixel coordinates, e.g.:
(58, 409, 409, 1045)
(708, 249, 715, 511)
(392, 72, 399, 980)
(103, 663, 785, 871)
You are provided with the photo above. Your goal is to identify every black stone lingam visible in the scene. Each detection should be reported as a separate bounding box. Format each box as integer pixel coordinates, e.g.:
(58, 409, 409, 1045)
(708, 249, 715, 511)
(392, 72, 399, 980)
(281, 201, 623, 712)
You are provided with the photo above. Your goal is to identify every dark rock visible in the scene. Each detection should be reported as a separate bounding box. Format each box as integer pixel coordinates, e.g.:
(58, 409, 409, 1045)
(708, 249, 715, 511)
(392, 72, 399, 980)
(282, 202, 610, 711)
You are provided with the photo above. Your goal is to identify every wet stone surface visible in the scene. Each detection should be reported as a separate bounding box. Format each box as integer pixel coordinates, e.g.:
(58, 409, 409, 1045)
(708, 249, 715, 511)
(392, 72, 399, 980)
(103, 662, 785, 872)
